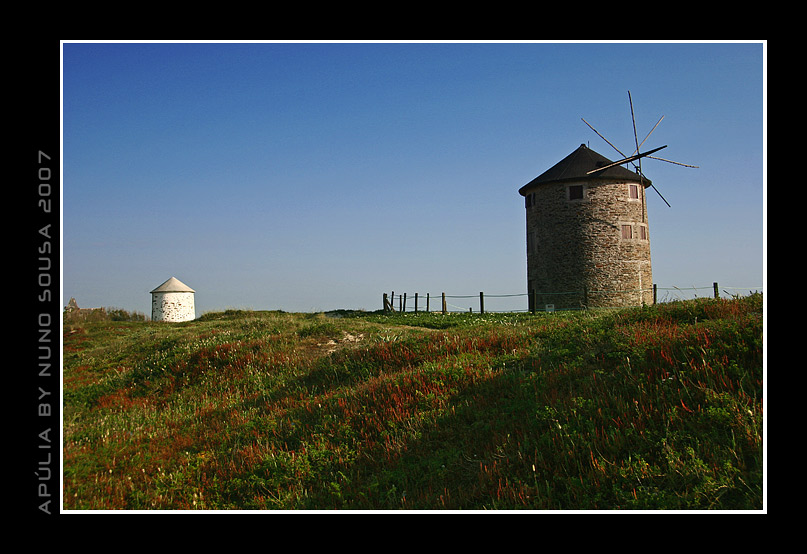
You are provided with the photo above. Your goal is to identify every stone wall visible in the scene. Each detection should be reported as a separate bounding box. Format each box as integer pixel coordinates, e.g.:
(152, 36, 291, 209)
(151, 291, 195, 322)
(525, 178, 653, 310)
(63, 297, 107, 321)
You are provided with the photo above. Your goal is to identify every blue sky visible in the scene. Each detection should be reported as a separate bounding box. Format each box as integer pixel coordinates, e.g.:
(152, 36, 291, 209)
(61, 41, 765, 315)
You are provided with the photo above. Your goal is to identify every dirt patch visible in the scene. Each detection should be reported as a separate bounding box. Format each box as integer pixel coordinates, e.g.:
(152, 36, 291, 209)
(318, 332, 365, 354)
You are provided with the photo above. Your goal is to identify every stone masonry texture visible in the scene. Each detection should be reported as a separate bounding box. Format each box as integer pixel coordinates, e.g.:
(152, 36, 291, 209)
(524, 178, 653, 310)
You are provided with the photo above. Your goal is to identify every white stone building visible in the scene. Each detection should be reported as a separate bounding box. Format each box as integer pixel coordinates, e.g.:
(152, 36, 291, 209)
(150, 277, 196, 322)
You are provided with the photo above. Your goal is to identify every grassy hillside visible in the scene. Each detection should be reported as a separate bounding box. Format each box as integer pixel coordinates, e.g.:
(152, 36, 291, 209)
(63, 295, 764, 511)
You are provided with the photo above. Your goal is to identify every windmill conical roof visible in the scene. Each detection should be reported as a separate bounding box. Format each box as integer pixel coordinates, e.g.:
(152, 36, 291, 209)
(518, 144, 650, 195)
(150, 277, 195, 294)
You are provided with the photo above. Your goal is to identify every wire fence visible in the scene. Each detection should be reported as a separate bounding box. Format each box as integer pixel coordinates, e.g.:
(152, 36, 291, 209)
(382, 283, 763, 314)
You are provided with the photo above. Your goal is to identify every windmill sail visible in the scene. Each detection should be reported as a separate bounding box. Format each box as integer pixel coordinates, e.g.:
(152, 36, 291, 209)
(582, 91, 698, 208)
(586, 145, 667, 175)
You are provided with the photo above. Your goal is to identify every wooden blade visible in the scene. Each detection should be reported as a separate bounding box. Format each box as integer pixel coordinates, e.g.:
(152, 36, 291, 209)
(639, 115, 664, 150)
(646, 155, 699, 168)
(581, 118, 627, 158)
(586, 145, 668, 174)
(650, 183, 671, 207)
(628, 91, 643, 178)
(629, 91, 641, 154)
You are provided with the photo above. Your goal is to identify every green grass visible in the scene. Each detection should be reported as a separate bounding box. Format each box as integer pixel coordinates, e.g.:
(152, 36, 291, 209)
(62, 295, 764, 510)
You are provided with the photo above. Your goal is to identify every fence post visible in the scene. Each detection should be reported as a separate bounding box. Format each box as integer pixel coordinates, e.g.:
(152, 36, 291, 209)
(403, 293, 407, 313)
(653, 284, 657, 304)
(442, 292, 447, 314)
(383, 293, 389, 312)
(530, 289, 536, 314)
(713, 282, 719, 299)
(426, 293, 430, 313)
(479, 292, 485, 314)
(414, 293, 418, 313)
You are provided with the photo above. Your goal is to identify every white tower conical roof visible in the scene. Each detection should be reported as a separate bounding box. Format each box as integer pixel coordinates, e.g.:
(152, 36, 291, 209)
(150, 277, 195, 294)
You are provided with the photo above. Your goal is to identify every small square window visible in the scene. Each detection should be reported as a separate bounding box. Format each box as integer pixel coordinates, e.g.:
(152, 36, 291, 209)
(621, 225, 633, 239)
(629, 184, 639, 199)
(569, 185, 583, 200)
(639, 226, 648, 240)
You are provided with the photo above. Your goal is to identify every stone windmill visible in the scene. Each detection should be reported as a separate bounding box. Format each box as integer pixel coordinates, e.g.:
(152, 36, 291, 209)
(519, 92, 697, 311)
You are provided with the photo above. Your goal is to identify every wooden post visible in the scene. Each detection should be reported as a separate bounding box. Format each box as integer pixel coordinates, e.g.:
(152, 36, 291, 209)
(653, 284, 657, 304)
(398, 293, 402, 312)
(530, 289, 536, 314)
(414, 293, 419, 313)
(479, 292, 485, 314)
(383, 293, 389, 312)
(426, 293, 430, 313)
(403, 293, 407, 313)
(442, 292, 447, 314)
(713, 282, 719, 299)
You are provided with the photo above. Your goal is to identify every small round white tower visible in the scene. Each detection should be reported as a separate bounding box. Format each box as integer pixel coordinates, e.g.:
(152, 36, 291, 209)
(150, 277, 196, 322)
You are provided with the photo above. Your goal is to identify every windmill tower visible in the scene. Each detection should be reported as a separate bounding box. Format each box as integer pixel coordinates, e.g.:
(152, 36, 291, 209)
(150, 277, 196, 322)
(519, 92, 696, 311)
